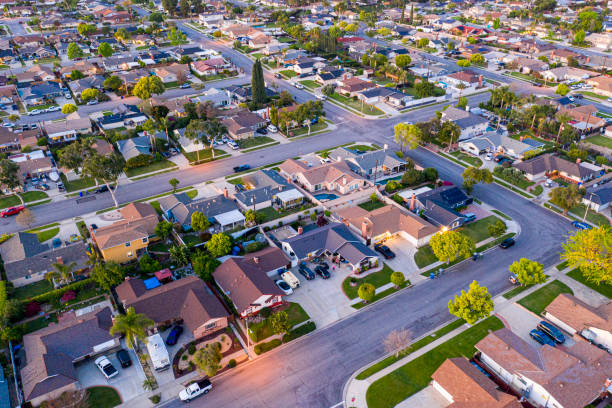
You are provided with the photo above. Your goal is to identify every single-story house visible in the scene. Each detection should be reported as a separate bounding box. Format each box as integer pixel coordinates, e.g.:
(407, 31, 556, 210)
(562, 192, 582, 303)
(582, 185, 612, 213)
(279, 159, 370, 195)
(415, 185, 472, 212)
(234, 169, 303, 210)
(458, 131, 540, 159)
(327, 146, 408, 180)
(440, 106, 488, 140)
(222, 111, 267, 140)
(514, 153, 602, 183)
(97, 104, 147, 131)
(19, 81, 63, 106)
(68, 75, 105, 99)
(43, 115, 92, 144)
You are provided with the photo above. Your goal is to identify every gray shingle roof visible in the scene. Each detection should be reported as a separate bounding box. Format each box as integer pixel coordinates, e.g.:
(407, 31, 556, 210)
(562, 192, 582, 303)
(158, 193, 240, 225)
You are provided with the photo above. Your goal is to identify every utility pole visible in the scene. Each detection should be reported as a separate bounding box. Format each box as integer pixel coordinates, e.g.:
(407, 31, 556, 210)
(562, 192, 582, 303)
(583, 191, 594, 222)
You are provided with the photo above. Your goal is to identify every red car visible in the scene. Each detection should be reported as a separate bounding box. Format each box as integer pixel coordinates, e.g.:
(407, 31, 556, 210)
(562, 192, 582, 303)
(1, 206, 24, 218)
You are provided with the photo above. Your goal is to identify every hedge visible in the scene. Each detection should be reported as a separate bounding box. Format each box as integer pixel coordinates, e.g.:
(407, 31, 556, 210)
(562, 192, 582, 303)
(21, 278, 95, 305)
(125, 154, 153, 169)
(282, 321, 316, 343)
(254, 338, 282, 355)
(245, 241, 267, 253)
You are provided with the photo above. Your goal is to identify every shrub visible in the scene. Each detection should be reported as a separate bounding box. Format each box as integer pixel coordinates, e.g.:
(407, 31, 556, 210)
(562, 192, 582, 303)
(260, 307, 272, 318)
(245, 241, 267, 253)
(254, 339, 282, 355)
(324, 210, 331, 217)
(385, 180, 402, 193)
(395, 151, 404, 158)
(181, 354, 188, 361)
(228, 359, 237, 368)
(188, 344, 196, 355)
(125, 154, 153, 169)
(423, 167, 438, 182)
(149, 394, 161, 404)
(401, 169, 425, 186)
(392, 194, 404, 204)
(24, 278, 94, 305)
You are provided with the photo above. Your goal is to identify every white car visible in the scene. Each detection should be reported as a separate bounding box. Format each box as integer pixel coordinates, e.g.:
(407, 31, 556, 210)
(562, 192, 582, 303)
(95, 356, 118, 379)
(228, 141, 240, 150)
(65, 93, 72, 99)
(28, 109, 41, 116)
(1, 122, 14, 128)
(86, 100, 98, 105)
(485, 153, 493, 161)
(275, 279, 293, 295)
(267, 124, 278, 133)
(567, 96, 575, 102)
(320, 157, 331, 164)
(315, 94, 327, 100)
(47, 106, 60, 112)
(294, 82, 304, 89)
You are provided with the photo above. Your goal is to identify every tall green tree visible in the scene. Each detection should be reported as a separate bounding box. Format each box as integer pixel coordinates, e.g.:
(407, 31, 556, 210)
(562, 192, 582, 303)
(430, 230, 475, 264)
(193, 342, 222, 377)
(90, 262, 125, 291)
(0, 159, 22, 204)
(167, 28, 186, 45)
(550, 185, 583, 215)
(394, 122, 421, 152)
(206, 233, 232, 258)
(509, 258, 546, 286)
(81, 153, 125, 207)
(110, 307, 154, 351)
(462, 167, 493, 194)
(58, 139, 94, 175)
(191, 211, 211, 232)
(103, 76, 122, 91)
(169, 245, 190, 266)
(155, 220, 173, 240)
(358, 283, 375, 303)
(251, 59, 266, 105)
(562, 226, 611, 284)
(448, 280, 494, 324)
(133, 76, 165, 107)
(47, 261, 77, 286)
(184, 119, 207, 163)
(61, 103, 78, 114)
(192, 252, 220, 282)
(270, 311, 290, 335)
(98, 42, 113, 57)
(169, 178, 179, 192)
(67, 42, 83, 60)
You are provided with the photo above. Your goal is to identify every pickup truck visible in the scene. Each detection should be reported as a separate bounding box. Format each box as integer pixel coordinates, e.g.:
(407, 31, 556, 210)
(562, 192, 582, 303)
(179, 378, 212, 402)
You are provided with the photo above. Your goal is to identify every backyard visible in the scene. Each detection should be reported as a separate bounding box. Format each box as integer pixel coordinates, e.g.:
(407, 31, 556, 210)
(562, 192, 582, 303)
(365, 316, 504, 408)
(12, 279, 53, 301)
(358, 199, 386, 212)
(517, 280, 573, 315)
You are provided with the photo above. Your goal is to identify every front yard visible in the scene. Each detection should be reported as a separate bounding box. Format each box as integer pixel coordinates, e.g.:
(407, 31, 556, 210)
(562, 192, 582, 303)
(450, 151, 483, 167)
(280, 69, 298, 79)
(567, 268, 612, 299)
(517, 280, 573, 315)
(342, 264, 400, 300)
(183, 148, 228, 164)
(328, 92, 384, 115)
(238, 136, 275, 149)
(248, 302, 309, 342)
(457, 215, 502, 243)
(290, 120, 329, 137)
(299, 80, 320, 90)
(413, 245, 437, 269)
(60, 174, 97, 193)
(125, 159, 177, 178)
(86, 386, 122, 408)
(0, 191, 48, 208)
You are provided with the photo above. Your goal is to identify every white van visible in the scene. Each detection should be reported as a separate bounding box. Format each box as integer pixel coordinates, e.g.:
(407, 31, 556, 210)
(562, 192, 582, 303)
(146, 333, 170, 371)
(281, 271, 300, 289)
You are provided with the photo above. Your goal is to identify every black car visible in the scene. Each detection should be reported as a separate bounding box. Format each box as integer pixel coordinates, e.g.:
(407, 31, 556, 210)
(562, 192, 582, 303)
(256, 128, 268, 135)
(235, 183, 246, 193)
(537, 321, 565, 344)
(166, 325, 184, 346)
(315, 260, 329, 272)
(314, 265, 330, 279)
(233, 164, 250, 173)
(374, 244, 395, 259)
(499, 237, 515, 249)
(298, 263, 315, 280)
(95, 185, 114, 194)
(116, 349, 132, 368)
(274, 73, 281, 78)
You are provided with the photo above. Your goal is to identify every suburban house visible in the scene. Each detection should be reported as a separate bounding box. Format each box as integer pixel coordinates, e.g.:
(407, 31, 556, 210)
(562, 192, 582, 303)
(0, 232, 89, 287)
(68, 75, 106, 99)
(20, 82, 63, 106)
(336, 75, 376, 97)
(158, 192, 245, 232)
(280, 222, 379, 272)
(514, 153, 602, 183)
(586, 75, 612, 97)
(327, 146, 408, 181)
(116, 133, 164, 161)
(15, 65, 55, 84)
(558, 104, 606, 131)
(190, 88, 231, 108)
(335, 204, 438, 247)
(90, 202, 158, 263)
(222, 111, 267, 140)
(458, 132, 541, 159)
(586, 33, 612, 50)
(10, 150, 54, 182)
(582, 185, 612, 213)
(59, 61, 104, 78)
(515, 57, 548, 73)
(116, 276, 230, 337)
(96, 104, 148, 130)
(440, 106, 488, 140)
(541, 66, 597, 82)
(443, 70, 482, 91)
(279, 159, 371, 195)
(191, 58, 230, 76)
(315, 69, 344, 85)
(43, 115, 92, 144)
(431, 358, 522, 408)
(544, 293, 612, 351)
(411, 185, 472, 229)
(0, 127, 20, 153)
(549, 48, 580, 64)
(357, 87, 411, 107)
(214, 247, 291, 317)
(475, 328, 612, 408)
(233, 169, 304, 210)
(152, 63, 189, 83)
(198, 13, 224, 27)
(21, 307, 119, 406)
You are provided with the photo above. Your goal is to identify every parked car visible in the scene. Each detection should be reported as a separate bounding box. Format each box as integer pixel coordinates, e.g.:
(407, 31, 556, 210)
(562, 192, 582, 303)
(46, 106, 60, 112)
(57, 182, 65, 192)
(571, 220, 591, 230)
(256, 127, 268, 135)
(274, 73, 282, 79)
(314, 265, 330, 279)
(65, 93, 72, 99)
(234, 183, 246, 193)
(179, 378, 212, 402)
(1, 122, 14, 128)
(281, 271, 300, 288)
(180, 83, 190, 89)
(37, 183, 50, 191)
(233, 164, 250, 173)
(298, 263, 315, 280)
(165, 325, 184, 346)
(228, 141, 240, 150)
(294, 82, 304, 89)
(95, 185, 113, 194)
(267, 125, 278, 133)
(27, 109, 41, 116)
(52, 237, 61, 248)
(462, 213, 476, 223)
(374, 244, 395, 259)
(485, 153, 493, 161)
(529, 329, 556, 347)
(1, 206, 24, 218)
(86, 99, 98, 105)
(116, 349, 132, 368)
(275, 279, 293, 295)
(95, 356, 118, 379)
(315, 94, 327, 101)
(537, 321, 565, 344)
(498, 237, 515, 249)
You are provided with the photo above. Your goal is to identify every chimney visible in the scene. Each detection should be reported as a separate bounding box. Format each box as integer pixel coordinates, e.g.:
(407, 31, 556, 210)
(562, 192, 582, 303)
(343, 177, 347, 185)
(361, 220, 370, 239)
(478, 75, 483, 88)
(253, 257, 259, 263)
(56, 256, 63, 264)
(224, 187, 229, 198)
(576, 158, 581, 164)
(410, 194, 416, 211)
(297, 226, 303, 235)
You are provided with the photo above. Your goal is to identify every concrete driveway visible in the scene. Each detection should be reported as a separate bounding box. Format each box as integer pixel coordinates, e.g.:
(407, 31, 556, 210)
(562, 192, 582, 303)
(288, 262, 355, 329)
(75, 345, 146, 403)
(151, 327, 194, 387)
(382, 237, 423, 283)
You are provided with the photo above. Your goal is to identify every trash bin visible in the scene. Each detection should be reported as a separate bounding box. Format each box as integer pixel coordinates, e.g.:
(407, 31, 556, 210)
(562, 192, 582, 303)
(430, 272, 435, 280)
(79, 191, 83, 197)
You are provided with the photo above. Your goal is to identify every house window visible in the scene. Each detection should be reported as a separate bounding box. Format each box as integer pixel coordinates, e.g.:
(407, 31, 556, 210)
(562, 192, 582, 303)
(205, 322, 216, 330)
(127, 251, 133, 258)
(125, 242, 131, 247)
(142, 237, 148, 243)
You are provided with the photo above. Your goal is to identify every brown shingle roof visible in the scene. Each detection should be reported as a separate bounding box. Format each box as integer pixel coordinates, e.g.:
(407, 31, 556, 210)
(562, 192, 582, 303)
(299, 161, 363, 186)
(545, 293, 612, 332)
(514, 153, 599, 179)
(92, 202, 158, 250)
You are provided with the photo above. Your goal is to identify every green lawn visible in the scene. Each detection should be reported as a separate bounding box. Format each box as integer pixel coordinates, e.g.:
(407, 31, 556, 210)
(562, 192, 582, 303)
(329, 92, 384, 115)
(503, 284, 533, 299)
(567, 268, 612, 299)
(342, 264, 399, 300)
(125, 159, 177, 178)
(290, 120, 329, 137)
(12, 280, 53, 301)
(568, 204, 610, 226)
(299, 80, 320, 90)
(366, 316, 504, 408)
(357, 319, 465, 380)
(0, 191, 49, 208)
(517, 280, 573, 315)
(18, 314, 58, 335)
(556, 261, 569, 271)
(182, 234, 201, 247)
(60, 174, 97, 193)
(280, 69, 298, 78)
(457, 215, 501, 243)
(148, 241, 170, 252)
(581, 91, 608, 101)
(414, 245, 438, 269)
(27, 103, 58, 112)
(358, 199, 386, 212)
(238, 136, 275, 149)
(183, 148, 227, 164)
(491, 209, 511, 220)
(37, 227, 59, 243)
(586, 135, 612, 149)
(450, 151, 483, 167)
(249, 303, 309, 342)
(86, 386, 122, 408)
(349, 144, 381, 152)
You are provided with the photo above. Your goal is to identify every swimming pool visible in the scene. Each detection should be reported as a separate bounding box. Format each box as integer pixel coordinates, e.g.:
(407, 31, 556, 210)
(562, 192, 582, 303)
(314, 193, 339, 201)
(376, 175, 402, 185)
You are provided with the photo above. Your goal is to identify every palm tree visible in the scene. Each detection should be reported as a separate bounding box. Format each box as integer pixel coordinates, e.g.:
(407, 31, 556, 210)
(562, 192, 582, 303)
(110, 307, 154, 351)
(456, 83, 467, 99)
(203, 119, 227, 160)
(53, 261, 77, 285)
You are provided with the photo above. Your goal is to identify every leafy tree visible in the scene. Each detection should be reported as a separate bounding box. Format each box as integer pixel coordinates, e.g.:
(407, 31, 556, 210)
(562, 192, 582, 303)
(322, 84, 334, 96)
(149, 11, 164, 22)
(487, 220, 507, 238)
(414, 79, 436, 98)
(448, 280, 494, 324)
(139, 253, 161, 273)
(184, 119, 207, 162)
(192, 252, 220, 282)
(191, 211, 211, 232)
(206, 233, 232, 258)
(179, 0, 189, 16)
(430, 230, 475, 264)
(169, 177, 179, 192)
(345, 23, 358, 33)
(573, 29, 586, 45)
(457, 59, 471, 67)
(61, 103, 78, 114)
(555, 83, 570, 96)
(251, 59, 266, 106)
(67, 42, 83, 60)
(114, 28, 131, 42)
(390, 271, 405, 288)
(462, 167, 493, 194)
(193, 342, 222, 377)
(162, 0, 177, 15)
(81, 153, 124, 207)
(395, 54, 411, 68)
(358, 282, 375, 303)
(91, 262, 125, 291)
(0, 159, 21, 203)
(469, 53, 485, 65)
(167, 28, 186, 45)
(80, 88, 98, 103)
(401, 169, 424, 186)
(169, 245, 190, 266)
(550, 184, 583, 215)
(133, 76, 165, 106)
(151, 105, 170, 121)
(394, 122, 421, 152)
(98, 42, 113, 58)
(561, 226, 612, 284)
(58, 139, 93, 175)
(416, 38, 429, 48)
(509, 258, 546, 286)
(103, 75, 122, 91)
(423, 167, 438, 182)
(70, 70, 84, 80)
(77, 22, 96, 37)
(457, 96, 468, 109)
(270, 311, 290, 335)
(154, 220, 173, 240)
(110, 306, 153, 351)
